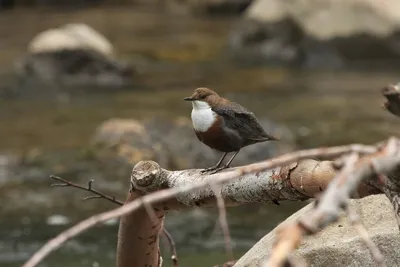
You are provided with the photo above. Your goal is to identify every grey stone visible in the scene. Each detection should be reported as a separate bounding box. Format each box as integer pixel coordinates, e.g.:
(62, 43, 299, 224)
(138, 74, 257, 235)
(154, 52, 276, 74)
(16, 23, 134, 88)
(234, 194, 400, 267)
(229, 0, 400, 68)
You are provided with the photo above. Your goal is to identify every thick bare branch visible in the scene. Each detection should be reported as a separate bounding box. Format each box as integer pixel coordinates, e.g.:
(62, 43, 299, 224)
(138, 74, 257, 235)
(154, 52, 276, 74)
(265, 137, 400, 267)
(130, 161, 378, 210)
(117, 190, 165, 267)
(22, 142, 380, 267)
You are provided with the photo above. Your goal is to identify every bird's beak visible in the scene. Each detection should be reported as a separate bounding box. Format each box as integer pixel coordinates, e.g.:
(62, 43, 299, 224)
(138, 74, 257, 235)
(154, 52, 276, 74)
(183, 96, 194, 101)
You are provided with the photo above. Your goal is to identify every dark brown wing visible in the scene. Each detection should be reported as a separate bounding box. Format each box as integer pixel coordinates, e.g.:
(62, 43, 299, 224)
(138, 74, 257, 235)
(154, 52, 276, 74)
(212, 101, 278, 141)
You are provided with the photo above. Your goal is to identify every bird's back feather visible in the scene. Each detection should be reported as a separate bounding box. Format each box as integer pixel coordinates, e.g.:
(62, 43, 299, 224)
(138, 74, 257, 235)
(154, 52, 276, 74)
(211, 99, 278, 142)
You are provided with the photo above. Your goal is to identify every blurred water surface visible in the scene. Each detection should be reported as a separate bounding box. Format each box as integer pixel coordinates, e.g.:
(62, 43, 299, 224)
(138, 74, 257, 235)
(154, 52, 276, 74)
(0, 6, 399, 267)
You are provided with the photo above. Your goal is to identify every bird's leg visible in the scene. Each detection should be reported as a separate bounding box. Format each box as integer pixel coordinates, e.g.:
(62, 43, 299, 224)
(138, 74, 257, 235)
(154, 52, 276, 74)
(200, 152, 228, 174)
(207, 150, 240, 175)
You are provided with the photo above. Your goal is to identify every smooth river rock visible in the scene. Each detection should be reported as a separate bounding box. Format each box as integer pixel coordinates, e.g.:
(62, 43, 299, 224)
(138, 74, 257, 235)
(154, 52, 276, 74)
(15, 23, 134, 88)
(234, 194, 400, 267)
(229, 0, 400, 68)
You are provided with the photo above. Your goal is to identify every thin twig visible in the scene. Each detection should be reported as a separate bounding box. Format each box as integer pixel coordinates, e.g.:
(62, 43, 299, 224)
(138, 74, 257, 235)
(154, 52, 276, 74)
(82, 195, 103, 201)
(22, 142, 379, 267)
(50, 175, 124, 205)
(212, 184, 234, 262)
(346, 207, 386, 267)
(162, 228, 179, 267)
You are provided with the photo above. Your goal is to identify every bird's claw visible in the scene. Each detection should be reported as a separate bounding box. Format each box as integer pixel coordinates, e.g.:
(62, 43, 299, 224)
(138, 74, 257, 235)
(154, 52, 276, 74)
(200, 166, 218, 174)
(201, 165, 228, 175)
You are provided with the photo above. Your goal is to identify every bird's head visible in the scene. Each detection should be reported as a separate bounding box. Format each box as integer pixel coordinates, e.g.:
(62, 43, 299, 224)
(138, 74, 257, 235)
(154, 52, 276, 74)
(183, 87, 220, 107)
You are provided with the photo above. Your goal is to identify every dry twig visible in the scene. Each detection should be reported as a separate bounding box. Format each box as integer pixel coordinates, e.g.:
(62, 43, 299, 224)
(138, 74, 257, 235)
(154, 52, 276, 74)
(50, 175, 124, 205)
(212, 184, 234, 262)
(161, 228, 179, 267)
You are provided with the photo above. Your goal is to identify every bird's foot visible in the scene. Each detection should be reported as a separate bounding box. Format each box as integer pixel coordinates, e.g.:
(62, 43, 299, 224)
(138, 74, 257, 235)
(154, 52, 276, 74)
(202, 165, 229, 175)
(200, 165, 219, 174)
(208, 166, 228, 174)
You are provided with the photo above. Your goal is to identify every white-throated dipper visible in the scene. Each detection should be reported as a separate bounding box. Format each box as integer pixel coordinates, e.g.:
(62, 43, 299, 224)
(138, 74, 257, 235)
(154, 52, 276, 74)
(184, 87, 278, 174)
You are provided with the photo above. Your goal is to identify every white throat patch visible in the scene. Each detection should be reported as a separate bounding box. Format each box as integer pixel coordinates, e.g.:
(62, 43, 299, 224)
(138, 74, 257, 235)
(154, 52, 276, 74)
(191, 100, 217, 132)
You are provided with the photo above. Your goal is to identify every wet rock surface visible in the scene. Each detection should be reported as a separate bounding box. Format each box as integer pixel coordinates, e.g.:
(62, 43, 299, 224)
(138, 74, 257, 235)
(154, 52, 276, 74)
(229, 0, 400, 68)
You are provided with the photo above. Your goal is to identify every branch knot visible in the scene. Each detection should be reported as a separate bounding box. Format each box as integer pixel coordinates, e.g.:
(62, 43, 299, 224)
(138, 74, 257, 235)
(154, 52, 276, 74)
(131, 161, 162, 192)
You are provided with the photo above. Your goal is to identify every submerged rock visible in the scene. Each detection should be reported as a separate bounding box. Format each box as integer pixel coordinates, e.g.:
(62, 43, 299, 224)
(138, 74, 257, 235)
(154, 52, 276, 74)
(92, 117, 296, 170)
(16, 23, 134, 88)
(229, 0, 400, 68)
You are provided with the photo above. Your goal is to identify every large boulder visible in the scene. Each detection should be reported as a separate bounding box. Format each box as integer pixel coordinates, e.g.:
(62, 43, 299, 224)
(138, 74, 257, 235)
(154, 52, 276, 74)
(92, 117, 296, 170)
(229, 0, 400, 68)
(234, 194, 400, 267)
(16, 23, 134, 88)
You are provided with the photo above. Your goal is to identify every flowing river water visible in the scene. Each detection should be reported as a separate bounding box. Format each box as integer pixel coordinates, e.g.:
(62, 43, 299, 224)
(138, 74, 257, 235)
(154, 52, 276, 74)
(1, 6, 400, 267)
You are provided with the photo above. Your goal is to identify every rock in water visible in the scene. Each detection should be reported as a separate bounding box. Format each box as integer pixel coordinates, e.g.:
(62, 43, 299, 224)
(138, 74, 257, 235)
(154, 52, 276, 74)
(234, 194, 400, 267)
(16, 23, 133, 88)
(229, 0, 400, 68)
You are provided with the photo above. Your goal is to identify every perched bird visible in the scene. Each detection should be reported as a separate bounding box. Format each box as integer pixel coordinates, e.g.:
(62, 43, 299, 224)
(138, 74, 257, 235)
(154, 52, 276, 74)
(184, 87, 278, 174)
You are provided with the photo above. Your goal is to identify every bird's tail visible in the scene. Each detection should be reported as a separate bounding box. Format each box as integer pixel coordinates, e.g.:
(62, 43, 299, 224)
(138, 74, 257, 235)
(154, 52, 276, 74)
(266, 133, 279, 141)
(251, 133, 279, 142)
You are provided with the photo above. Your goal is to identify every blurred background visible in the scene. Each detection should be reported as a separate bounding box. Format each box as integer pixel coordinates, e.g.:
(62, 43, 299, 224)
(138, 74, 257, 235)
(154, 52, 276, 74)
(1, 0, 400, 266)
